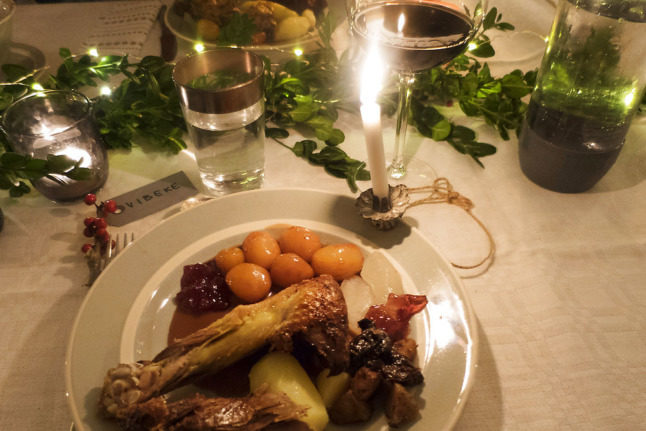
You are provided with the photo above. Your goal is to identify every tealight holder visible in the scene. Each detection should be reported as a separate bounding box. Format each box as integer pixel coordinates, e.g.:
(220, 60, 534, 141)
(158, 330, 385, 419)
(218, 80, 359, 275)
(356, 184, 409, 230)
(1, 90, 108, 201)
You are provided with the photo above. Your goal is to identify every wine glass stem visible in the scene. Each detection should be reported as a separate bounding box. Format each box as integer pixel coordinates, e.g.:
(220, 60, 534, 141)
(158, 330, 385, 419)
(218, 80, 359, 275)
(390, 71, 415, 180)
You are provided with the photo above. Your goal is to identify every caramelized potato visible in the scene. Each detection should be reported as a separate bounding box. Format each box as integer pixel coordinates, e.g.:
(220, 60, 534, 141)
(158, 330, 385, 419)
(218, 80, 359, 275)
(311, 243, 364, 281)
(278, 226, 322, 262)
(242, 231, 281, 269)
(214, 246, 245, 273)
(225, 263, 272, 303)
(270, 253, 314, 288)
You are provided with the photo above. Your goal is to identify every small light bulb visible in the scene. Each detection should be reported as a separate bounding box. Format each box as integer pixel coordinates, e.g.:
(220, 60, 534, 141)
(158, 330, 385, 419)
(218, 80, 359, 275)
(468, 42, 478, 51)
(100, 86, 112, 96)
(194, 43, 205, 53)
(624, 89, 635, 107)
(32, 83, 45, 91)
(294, 48, 303, 57)
(88, 48, 99, 58)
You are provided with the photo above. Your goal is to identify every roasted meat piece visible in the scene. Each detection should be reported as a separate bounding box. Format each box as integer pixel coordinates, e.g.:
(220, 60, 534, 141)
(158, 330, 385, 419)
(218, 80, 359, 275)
(385, 382, 421, 427)
(393, 338, 418, 362)
(243, 1, 277, 39)
(350, 366, 381, 401)
(100, 275, 349, 420)
(118, 385, 307, 431)
(328, 389, 372, 425)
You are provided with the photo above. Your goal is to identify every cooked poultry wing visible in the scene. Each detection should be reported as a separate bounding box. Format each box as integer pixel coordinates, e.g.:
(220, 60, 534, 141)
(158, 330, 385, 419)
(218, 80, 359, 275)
(100, 275, 349, 420)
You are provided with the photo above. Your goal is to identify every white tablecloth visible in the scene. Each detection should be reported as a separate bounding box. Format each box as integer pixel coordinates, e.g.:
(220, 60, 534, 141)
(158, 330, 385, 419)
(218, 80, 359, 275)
(1, 1, 645, 430)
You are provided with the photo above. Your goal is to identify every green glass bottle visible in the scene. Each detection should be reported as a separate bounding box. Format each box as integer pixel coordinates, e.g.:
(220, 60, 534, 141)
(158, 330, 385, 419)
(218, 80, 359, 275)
(518, 0, 646, 193)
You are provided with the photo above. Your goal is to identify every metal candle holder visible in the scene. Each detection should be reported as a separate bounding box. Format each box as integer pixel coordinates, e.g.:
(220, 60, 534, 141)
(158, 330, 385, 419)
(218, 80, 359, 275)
(356, 184, 410, 230)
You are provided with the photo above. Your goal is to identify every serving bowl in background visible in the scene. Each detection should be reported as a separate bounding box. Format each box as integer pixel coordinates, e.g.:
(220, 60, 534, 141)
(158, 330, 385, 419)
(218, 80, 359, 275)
(164, 0, 334, 64)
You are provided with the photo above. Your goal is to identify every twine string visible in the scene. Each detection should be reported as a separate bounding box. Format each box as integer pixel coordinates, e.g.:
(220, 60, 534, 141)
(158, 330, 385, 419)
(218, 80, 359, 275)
(407, 177, 496, 270)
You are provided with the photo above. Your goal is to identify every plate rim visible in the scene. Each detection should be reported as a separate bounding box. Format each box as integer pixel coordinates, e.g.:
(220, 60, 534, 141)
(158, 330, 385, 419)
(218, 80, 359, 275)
(65, 187, 479, 431)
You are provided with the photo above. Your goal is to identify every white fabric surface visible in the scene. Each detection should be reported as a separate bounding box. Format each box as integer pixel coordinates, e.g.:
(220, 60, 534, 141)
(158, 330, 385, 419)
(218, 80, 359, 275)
(81, 0, 161, 56)
(1, 1, 645, 430)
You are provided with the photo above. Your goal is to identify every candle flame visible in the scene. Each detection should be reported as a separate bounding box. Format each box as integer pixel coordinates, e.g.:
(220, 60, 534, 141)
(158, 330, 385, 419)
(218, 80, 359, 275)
(360, 44, 384, 106)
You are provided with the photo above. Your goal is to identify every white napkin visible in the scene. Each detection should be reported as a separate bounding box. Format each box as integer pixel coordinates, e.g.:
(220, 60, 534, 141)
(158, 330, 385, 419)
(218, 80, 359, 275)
(82, 0, 162, 56)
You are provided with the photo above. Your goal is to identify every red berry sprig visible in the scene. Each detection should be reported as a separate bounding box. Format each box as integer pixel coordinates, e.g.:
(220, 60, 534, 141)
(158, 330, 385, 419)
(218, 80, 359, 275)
(80, 193, 118, 255)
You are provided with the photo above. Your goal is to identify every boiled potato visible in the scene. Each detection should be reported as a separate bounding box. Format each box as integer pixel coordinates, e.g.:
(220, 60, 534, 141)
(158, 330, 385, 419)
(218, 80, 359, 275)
(274, 16, 311, 42)
(311, 243, 364, 281)
(278, 226, 322, 262)
(249, 351, 329, 431)
(214, 246, 245, 273)
(225, 262, 272, 303)
(302, 9, 316, 27)
(240, 1, 298, 21)
(316, 368, 350, 408)
(270, 253, 314, 288)
(196, 19, 220, 41)
(269, 1, 299, 21)
(242, 231, 281, 269)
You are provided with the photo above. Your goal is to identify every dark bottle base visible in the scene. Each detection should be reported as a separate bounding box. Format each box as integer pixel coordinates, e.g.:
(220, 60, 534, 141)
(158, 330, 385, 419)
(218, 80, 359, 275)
(518, 102, 626, 193)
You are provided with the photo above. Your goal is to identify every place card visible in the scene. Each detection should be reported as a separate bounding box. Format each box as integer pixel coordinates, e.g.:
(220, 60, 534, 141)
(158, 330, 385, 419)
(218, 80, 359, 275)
(105, 171, 198, 226)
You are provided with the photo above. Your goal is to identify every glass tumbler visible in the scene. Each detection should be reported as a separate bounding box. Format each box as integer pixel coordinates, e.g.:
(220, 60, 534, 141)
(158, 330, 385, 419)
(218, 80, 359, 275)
(1, 90, 109, 201)
(173, 48, 265, 195)
(518, 0, 646, 193)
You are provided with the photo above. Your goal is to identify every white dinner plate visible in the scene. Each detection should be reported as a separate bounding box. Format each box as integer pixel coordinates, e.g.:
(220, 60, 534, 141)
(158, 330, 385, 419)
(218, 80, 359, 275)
(65, 188, 478, 431)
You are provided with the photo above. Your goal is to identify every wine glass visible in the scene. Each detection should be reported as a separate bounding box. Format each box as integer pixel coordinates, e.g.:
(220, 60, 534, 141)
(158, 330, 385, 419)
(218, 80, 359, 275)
(347, 0, 488, 183)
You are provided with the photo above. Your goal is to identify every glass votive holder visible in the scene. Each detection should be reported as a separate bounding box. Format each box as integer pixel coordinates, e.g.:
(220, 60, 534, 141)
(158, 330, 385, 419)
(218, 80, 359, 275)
(1, 90, 109, 201)
(173, 48, 265, 196)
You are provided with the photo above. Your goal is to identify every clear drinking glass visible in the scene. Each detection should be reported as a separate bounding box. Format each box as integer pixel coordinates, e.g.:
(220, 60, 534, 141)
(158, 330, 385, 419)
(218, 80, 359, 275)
(347, 0, 488, 182)
(173, 48, 265, 196)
